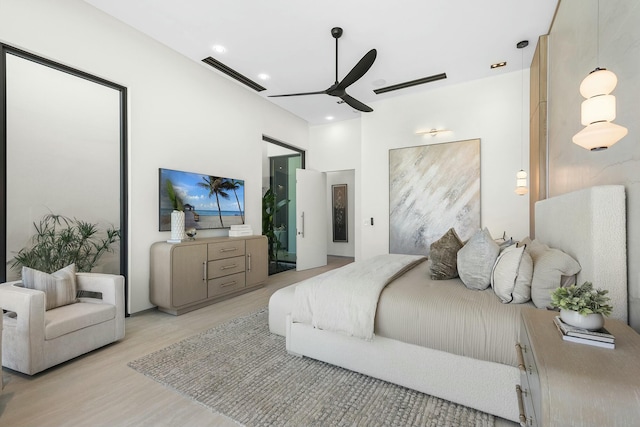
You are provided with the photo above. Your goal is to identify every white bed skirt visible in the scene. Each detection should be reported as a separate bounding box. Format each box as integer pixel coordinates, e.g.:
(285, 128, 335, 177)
(286, 315, 521, 422)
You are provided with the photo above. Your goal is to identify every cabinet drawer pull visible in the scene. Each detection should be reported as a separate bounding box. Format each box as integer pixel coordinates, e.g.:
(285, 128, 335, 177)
(220, 280, 237, 288)
(220, 247, 238, 253)
(515, 385, 531, 426)
(220, 264, 238, 270)
(202, 262, 207, 281)
(515, 343, 527, 372)
(247, 253, 252, 271)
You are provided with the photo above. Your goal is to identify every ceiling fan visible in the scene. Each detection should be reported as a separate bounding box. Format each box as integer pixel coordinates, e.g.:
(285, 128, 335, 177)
(269, 27, 377, 112)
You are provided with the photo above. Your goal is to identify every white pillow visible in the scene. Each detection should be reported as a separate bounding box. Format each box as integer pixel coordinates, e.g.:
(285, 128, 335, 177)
(491, 244, 533, 303)
(527, 240, 581, 308)
(457, 228, 500, 290)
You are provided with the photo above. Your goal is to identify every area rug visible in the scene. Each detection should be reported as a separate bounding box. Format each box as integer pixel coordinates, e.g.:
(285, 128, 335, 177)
(128, 309, 495, 427)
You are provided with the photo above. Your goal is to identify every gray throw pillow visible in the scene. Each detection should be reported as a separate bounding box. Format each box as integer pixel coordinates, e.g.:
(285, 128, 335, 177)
(457, 228, 500, 290)
(22, 264, 78, 310)
(429, 228, 464, 280)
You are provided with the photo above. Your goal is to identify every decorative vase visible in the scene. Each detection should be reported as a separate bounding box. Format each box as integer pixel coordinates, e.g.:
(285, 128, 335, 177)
(170, 210, 186, 242)
(560, 309, 604, 331)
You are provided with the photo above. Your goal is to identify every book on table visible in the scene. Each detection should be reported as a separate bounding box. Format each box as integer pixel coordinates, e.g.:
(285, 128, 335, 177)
(553, 316, 615, 349)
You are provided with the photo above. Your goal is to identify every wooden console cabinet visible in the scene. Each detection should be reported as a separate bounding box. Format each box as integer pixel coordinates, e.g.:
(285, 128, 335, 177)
(516, 307, 640, 426)
(150, 236, 268, 315)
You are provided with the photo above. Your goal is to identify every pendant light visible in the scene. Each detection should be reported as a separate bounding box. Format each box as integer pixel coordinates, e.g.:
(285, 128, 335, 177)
(515, 40, 529, 196)
(572, 0, 627, 151)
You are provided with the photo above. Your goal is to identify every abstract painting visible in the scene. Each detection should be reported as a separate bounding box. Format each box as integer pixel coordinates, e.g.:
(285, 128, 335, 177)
(389, 139, 480, 256)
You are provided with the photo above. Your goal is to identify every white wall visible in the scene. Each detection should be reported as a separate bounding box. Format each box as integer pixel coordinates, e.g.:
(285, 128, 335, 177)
(309, 119, 362, 259)
(548, 0, 640, 329)
(309, 119, 361, 258)
(1, 0, 309, 313)
(312, 72, 530, 260)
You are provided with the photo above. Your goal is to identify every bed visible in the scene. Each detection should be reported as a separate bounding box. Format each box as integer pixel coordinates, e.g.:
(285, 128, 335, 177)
(268, 185, 627, 422)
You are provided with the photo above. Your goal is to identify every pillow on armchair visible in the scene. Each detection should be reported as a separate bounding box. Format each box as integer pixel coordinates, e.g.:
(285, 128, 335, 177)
(21, 264, 78, 310)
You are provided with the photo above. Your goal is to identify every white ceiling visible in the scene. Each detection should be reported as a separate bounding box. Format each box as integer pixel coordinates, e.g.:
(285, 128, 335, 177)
(83, 0, 559, 125)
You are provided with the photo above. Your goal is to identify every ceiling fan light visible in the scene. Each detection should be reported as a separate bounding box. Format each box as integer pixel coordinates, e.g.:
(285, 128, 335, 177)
(581, 94, 616, 126)
(572, 121, 628, 151)
(579, 68, 617, 98)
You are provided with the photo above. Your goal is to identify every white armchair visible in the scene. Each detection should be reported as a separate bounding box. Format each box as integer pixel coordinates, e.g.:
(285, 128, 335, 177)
(0, 272, 125, 375)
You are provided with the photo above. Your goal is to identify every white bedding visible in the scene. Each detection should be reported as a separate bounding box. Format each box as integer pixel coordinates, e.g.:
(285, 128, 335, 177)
(291, 253, 426, 340)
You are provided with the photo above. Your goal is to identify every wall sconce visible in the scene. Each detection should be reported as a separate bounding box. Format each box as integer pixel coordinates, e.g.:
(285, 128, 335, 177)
(572, 68, 627, 151)
(572, 0, 627, 151)
(415, 128, 451, 137)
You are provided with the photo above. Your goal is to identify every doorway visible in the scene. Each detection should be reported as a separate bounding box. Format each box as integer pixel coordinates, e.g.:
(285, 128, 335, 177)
(262, 136, 304, 275)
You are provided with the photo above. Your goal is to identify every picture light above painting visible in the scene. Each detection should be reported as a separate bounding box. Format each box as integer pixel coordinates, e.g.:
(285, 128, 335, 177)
(159, 168, 245, 231)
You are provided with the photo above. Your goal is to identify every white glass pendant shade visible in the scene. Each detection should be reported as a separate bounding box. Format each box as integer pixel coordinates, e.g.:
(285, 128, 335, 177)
(581, 94, 616, 125)
(579, 68, 617, 98)
(574, 68, 627, 150)
(573, 121, 629, 151)
(515, 170, 528, 195)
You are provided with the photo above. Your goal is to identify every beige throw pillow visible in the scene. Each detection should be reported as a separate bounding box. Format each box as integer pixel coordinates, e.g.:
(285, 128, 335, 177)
(429, 228, 464, 280)
(22, 264, 78, 310)
(491, 244, 533, 303)
(527, 240, 581, 308)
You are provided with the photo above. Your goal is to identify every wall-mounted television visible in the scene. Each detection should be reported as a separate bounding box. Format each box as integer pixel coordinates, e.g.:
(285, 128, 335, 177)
(159, 168, 245, 231)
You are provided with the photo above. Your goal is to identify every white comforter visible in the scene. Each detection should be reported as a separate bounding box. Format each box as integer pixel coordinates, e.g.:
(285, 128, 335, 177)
(291, 254, 426, 340)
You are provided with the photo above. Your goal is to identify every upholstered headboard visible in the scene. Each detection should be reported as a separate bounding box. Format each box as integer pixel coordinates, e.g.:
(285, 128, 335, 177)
(535, 185, 627, 323)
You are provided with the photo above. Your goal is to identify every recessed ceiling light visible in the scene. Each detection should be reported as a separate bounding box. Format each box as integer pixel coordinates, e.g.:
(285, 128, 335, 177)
(212, 45, 226, 54)
(257, 73, 270, 81)
(325, 116, 334, 121)
(372, 79, 387, 87)
(491, 61, 507, 69)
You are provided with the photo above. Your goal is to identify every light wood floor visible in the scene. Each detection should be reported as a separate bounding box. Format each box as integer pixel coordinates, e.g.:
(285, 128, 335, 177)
(0, 257, 353, 427)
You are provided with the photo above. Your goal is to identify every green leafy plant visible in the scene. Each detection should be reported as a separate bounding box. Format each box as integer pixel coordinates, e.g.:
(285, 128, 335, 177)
(550, 281, 613, 316)
(165, 179, 184, 211)
(262, 189, 288, 263)
(10, 213, 121, 274)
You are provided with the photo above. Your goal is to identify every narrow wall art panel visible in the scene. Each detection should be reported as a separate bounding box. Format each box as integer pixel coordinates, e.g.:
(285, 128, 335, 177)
(332, 184, 348, 242)
(389, 139, 480, 256)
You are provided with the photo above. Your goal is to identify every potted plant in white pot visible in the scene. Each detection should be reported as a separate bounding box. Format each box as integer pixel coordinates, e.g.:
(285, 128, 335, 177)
(550, 281, 613, 330)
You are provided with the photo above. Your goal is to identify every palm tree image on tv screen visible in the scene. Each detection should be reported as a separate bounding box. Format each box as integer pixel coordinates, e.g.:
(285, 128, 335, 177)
(158, 168, 245, 231)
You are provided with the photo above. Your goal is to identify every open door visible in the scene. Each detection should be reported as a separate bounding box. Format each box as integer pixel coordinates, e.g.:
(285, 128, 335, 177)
(296, 169, 327, 271)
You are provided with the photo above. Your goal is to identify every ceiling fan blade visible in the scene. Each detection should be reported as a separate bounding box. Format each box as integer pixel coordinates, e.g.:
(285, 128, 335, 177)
(341, 94, 373, 113)
(336, 49, 377, 91)
(268, 90, 327, 98)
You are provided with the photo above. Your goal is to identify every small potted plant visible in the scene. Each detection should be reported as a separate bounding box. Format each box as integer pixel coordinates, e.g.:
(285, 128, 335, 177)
(550, 281, 613, 330)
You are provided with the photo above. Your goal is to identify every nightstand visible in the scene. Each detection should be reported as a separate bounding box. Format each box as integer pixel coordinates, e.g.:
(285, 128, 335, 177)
(516, 307, 640, 426)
